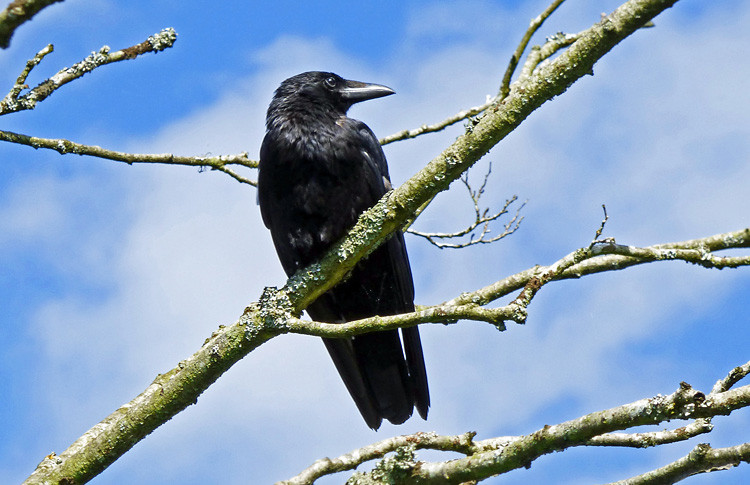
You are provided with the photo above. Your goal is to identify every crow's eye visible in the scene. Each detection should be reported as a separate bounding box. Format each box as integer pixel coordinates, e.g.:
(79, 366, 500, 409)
(324, 76, 337, 89)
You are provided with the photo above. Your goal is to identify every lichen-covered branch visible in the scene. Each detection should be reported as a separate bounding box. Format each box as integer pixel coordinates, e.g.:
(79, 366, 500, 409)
(605, 442, 750, 485)
(586, 419, 713, 447)
(499, 0, 568, 99)
(277, 432, 481, 485)
(19, 1, 686, 483)
(446, 227, 750, 309)
(0, 28, 177, 114)
(281, 380, 750, 484)
(0, 129, 258, 185)
(282, 228, 749, 339)
(0, 0, 63, 48)
(281, 358, 750, 484)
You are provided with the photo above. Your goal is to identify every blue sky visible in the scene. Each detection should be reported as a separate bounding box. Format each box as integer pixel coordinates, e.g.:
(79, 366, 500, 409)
(2, 1, 750, 484)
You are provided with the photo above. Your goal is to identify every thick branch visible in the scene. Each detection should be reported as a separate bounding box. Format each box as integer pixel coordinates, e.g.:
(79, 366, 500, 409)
(0, 28, 177, 114)
(279, 229, 750, 342)
(0, 129, 258, 185)
(21, 312, 283, 485)
(289, 381, 750, 484)
(20, 1, 684, 483)
(286, 0, 680, 315)
(0, 0, 63, 48)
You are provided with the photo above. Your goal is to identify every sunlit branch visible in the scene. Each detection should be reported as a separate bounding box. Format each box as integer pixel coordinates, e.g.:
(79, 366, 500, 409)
(0, 28, 177, 114)
(0, 129, 258, 185)
(499, 0, 568, 99)
(284, 228, 750, 339)
(605, 442, 750, 485)
(380, 0, 570, 146)
(286, 380, 750, 484)
(20, 1, 686, 483)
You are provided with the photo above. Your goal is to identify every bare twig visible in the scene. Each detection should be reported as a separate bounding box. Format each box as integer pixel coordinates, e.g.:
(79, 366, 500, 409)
(379, 96, 496, 145)
(407, 163, 525, 249)
(0, 28, 177, 114)
(590, 204, 610, 248)
(447, 228, 750, 309)
(712, 361, 750, 394)
(4, 43, 53, 103)
(0, 0, 64, 49)
(0, 129, 258, 185)
(380, 0, 570, 146)
(499, 0, 568, 99)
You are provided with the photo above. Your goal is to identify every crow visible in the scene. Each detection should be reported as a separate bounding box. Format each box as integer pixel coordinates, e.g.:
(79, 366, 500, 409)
(257, 71, 429, 430)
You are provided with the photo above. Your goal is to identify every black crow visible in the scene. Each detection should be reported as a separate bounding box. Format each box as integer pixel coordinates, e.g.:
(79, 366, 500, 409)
(257, 71, 429, 429)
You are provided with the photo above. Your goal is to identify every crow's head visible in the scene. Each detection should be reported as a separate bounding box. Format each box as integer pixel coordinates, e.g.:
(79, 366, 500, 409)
(267, 71, 394, 122)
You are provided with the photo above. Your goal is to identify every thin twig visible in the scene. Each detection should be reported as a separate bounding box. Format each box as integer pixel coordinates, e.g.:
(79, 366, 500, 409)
(4, 43, 54, 103)
(499, 0, 568, 99)
(586, 419, 713, 447)
(712, 360, 750, 394)
(0, 129, 258, 185)
(379, 96, 495, 145)
(407, 163, 525, 249)
(589, 204, 610, 248)
(380, 0, 569, 146)
(0, 28, 177, 114)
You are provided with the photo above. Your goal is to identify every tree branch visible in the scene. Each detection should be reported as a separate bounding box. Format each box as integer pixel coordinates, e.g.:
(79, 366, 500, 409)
(281, 355, 750, 484)
(407, 163, 526, 249)
(499, 0, 568, 99)
(379, 0, 568, 145)
(586, 419, 713, 447)
(19, 1, 686, 483)
(281, 228, 750, 338)
(0, 27, 177, 114)
(606, 443, 750, 485)
(0, 0, 63, 48)
(284, 380, 750, 484)
(446, 227, 750, 308)
(0, 129, 258, 185)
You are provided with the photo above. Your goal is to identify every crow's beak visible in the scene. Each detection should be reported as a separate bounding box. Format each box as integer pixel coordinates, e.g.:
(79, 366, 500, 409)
(340, 80, 395, 103)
